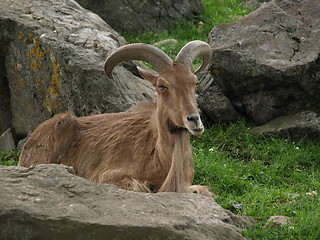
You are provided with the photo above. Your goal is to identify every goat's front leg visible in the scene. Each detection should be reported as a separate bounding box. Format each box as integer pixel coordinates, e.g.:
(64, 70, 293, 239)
(188, 185, 214, 198)
(98, 171, 151, 193)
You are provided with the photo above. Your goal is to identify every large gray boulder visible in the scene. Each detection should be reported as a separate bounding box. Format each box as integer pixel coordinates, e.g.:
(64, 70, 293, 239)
(200, 0, 320, 126)
(75, 0, 202, 33)
(198, 73, 239, 123)
(0, 164, 249, 240)
(0, 53, 11, 136)
(0, 0, 155, 138)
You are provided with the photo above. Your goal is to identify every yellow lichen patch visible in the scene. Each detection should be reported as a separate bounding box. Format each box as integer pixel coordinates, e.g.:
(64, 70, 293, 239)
(27, 36, 46, 71)
(45, 54, 63, 111)
(35, 77, 44, 92)
(18, 32, 24, 40)
(211, 69, 220, 74)
(28, 33, 33, 38)
(30, 61, 42, 71)
(26, 52, 31, 59)
(26, 32, 34, 44)
(30, 37, 46, 59)
(35, 77, 44, 86)
(19, 79, 26, 88)
(50, 58, 61, 96)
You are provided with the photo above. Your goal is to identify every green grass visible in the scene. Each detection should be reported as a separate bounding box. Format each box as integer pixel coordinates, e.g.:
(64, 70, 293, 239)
(0, 150, 20, 166)
(192, 120, 320, 239)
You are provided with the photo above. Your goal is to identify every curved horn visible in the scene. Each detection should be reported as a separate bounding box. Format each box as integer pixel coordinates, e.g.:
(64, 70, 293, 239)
(104, 43, 173, 79)
(175, 40, 213, 74)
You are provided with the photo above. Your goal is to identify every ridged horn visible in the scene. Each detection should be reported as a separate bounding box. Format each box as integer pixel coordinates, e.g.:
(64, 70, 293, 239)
(175, 40, 213, 74)
(104, 43, 173, 79)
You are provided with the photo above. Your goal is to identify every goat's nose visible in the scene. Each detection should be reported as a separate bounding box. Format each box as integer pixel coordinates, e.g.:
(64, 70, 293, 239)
(187, 115, 199, 122)
(185, 114, 204, 135)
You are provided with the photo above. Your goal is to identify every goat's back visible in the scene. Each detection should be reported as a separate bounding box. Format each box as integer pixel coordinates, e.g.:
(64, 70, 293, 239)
(18, 103, 159, 183)
(19, 112, 80, 167)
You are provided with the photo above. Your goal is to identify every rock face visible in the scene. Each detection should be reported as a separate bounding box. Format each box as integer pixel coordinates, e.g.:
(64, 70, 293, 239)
(250, 111, 320, 141)
(76, 0, 202, 33)
(200, 0, 320, 126)
(242, 0, 271, 10)
(0, 164, 247, 240)
(0, 49, 12, 136)
(0, 0, 155, 138)
(198, 73, 239, 123)
(0, 129, 16, 151)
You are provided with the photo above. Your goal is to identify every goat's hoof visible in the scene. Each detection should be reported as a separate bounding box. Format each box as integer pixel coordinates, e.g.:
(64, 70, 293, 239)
(131, 178, 152, 193)
(188, 185, 214, 198)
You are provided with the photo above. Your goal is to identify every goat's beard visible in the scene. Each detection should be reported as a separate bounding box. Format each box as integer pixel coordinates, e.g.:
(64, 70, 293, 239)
(166, 119, 188, 135)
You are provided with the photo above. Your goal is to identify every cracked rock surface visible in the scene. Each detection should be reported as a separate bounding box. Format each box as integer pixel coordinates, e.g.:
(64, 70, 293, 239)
(199, 0, 320, 126)
(0, 164, 249, 240)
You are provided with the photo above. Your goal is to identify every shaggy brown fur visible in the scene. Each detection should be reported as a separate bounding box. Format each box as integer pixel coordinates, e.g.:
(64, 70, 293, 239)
(19, 61, 212, 197)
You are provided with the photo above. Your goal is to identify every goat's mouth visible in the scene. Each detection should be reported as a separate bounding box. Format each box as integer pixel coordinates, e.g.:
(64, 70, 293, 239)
(189, 126, 204, 136)
(183, 115, 204, 136)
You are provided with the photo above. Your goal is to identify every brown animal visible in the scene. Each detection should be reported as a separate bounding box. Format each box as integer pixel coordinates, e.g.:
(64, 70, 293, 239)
(19, 40, 213, 196)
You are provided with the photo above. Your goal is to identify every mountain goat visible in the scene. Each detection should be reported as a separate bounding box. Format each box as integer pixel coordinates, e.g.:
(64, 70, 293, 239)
(19, 40, 213, 196)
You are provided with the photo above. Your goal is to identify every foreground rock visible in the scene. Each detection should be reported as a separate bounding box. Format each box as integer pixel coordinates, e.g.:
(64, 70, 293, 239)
(200, 0, 320, 126)
(0, 0, 154, 138)
(76, 0, 202, 33)
(0, 164, 247, 240)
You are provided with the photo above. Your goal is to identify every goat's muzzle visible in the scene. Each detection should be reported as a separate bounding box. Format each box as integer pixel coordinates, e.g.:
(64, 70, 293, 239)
(184, 114, 204, 136)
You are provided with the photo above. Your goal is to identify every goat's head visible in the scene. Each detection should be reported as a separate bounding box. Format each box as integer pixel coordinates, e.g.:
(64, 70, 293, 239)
(104, 41, 212, 136)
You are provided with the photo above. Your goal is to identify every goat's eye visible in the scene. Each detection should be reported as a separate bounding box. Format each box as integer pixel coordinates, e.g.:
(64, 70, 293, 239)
(157, 85, 168, 90)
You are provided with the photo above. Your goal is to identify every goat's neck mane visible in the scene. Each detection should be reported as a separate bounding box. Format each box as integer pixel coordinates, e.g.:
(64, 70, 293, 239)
(158, 128, 190, 193)
(166, 119, 188, 135)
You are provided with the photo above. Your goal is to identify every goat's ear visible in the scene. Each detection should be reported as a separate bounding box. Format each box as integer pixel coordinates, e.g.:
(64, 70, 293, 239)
(137, 66, 158, 86)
